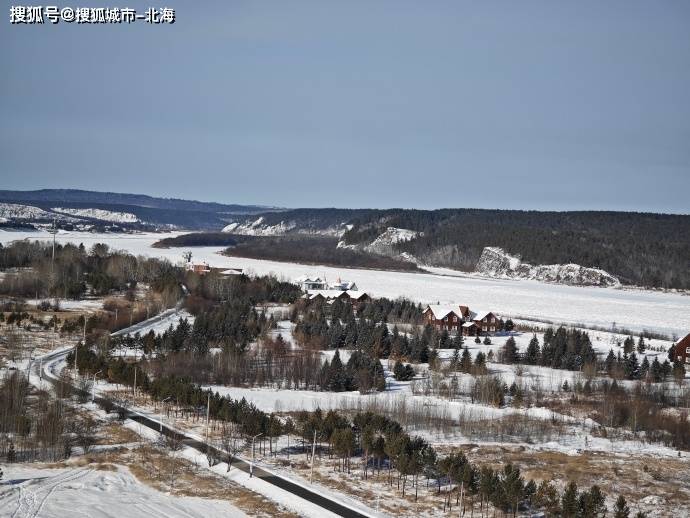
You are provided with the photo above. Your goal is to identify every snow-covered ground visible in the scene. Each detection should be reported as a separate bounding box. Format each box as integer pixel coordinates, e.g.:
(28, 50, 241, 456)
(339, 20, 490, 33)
(1, 230, 688, 337)
(25, 297, 105, 311)
(0, 465, 245, 518)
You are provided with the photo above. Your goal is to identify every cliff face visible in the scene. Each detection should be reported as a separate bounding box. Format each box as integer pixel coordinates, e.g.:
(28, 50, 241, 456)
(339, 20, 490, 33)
(475, 247, 620, 287)
(222, 217, 350, 237)
(337, 227, 421, 261)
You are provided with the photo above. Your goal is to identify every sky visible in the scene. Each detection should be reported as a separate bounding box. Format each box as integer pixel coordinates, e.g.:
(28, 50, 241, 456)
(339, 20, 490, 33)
(2, 1, 689, 213)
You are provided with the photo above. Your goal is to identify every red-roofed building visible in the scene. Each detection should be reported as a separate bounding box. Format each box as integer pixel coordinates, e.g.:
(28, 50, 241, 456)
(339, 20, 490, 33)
(423, 305, 462, 331)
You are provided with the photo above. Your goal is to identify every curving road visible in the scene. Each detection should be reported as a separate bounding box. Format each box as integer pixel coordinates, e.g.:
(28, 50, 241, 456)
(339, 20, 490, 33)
(33, 312, 376, 518)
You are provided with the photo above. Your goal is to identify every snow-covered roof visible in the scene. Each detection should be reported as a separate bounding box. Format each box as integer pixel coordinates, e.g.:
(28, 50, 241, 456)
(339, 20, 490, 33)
(425, 305, 459, 320)
(296, 275, 325, 283)
(462, 321, 477, 328)
(220, 268, 243, 275)
(346, 290, 368, 300)
(329, 280, 357, 290)
(307, 289, 349, 300)
(473, 311, 495, 321)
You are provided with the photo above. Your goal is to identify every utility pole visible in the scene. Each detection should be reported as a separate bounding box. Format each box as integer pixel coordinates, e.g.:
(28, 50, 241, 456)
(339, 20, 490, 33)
(91, 370, 102, 402)
(250, 433, 262, 477)
(310, 430, 317, 483)
(133, 366, 137, 398)
(49, 217, 56, 296)
(75, 316, 86, 378)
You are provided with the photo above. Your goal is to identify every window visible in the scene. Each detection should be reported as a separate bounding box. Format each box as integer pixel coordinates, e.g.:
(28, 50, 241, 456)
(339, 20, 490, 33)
(483, 318, 487, 323)
(491, 317, 495, 323)
(453, 316, 458, 322)
(483, 326, 487, 331)
(490, 326, 495, 332)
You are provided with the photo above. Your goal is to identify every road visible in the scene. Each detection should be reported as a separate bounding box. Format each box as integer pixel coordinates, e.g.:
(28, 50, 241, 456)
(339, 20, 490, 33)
(33, 312, 376, 518)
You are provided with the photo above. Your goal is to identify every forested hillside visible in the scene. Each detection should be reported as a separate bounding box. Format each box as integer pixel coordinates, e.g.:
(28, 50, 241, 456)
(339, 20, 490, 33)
(340, 209, 690, 289)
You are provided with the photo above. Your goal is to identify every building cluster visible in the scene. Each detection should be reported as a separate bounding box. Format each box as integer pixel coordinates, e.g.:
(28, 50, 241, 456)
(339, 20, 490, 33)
(185, 261, 211, 275)
(423, 304, 501, 337)
(297, 275, 370, 306)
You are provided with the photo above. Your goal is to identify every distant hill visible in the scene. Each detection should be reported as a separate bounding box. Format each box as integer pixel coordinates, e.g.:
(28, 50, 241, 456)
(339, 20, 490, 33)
(2, 189, 688, 289)
(0, 189, 270, 214)
(0, 189, 274, 230)
(227, 208, 690, 290)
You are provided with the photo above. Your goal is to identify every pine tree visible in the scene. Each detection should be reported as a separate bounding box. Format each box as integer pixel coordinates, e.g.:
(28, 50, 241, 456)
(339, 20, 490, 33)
(474, 352, 487, 374)
(329, 349, 346, 391)
(460, 346, 472, 373)
(637, 336, 646, 354)
(625, 352, 640, 380)
(561, 481, 579, 518)
(650, 357, 662, 382)
(623, 336, 635, 354)
(503, 336, 517, 364)
(579, 485, 606, 518)
(613, 495, 630, 518)
(639, 356, 650, 380)
(525, 335, 540, 365)
(605, 349, 616, 374)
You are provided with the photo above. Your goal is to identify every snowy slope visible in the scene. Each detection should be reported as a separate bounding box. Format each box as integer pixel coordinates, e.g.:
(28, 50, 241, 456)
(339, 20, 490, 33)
(476, 247, 621, 287)
(364, 227, 420, 256)
(0, 465, 245, 518)
(223, 216, 349, 236)
(52, 207, 140, 223)
(0, 202, 54, 220)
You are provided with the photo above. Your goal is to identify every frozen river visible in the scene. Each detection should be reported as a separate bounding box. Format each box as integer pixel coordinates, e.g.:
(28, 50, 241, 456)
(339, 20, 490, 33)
(2, 229, 688, 338)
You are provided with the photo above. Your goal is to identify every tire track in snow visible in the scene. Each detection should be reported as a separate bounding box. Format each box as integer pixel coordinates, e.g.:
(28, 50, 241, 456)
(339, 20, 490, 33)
(10, 468, 94, 518)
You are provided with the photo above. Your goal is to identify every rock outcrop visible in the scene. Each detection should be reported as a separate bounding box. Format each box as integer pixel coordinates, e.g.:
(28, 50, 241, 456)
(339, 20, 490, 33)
(475, 247, 620, 287)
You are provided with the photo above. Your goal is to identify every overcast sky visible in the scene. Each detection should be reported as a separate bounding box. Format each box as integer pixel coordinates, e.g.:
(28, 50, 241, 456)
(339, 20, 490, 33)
(2, 1, 689, 213)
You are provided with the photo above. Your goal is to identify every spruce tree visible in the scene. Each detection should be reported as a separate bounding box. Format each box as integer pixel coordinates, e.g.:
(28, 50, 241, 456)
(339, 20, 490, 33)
(460, 346, 472, 373)
(623, 336, 635, 354)
(626, 352, 640, 380)
(525, 335, 540, 365)
(561, 481, 579, 518)
(637, 336, 646, 354)
(639, 356, 650, 380)
(474, 352, 487, 373)
(329, 350, 346, 391)
(650, 357, 662, 382)
(579, 485, 606, 518)
(605, 349, 616, 374)
(503, 336, 517, 364)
